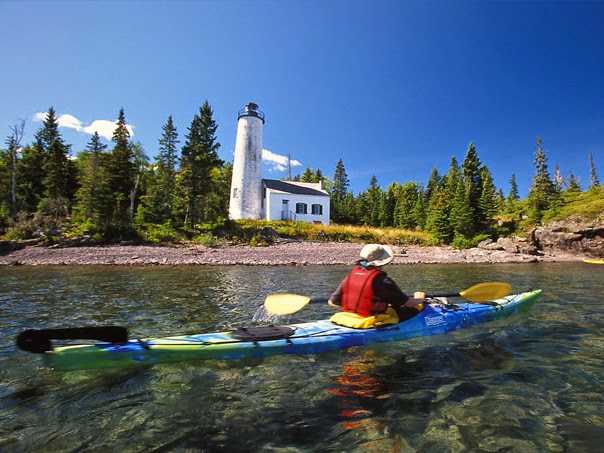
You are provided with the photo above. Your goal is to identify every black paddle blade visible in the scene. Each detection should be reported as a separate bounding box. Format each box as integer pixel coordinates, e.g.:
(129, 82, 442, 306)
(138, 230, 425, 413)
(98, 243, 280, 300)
(16, 326, 129, 354)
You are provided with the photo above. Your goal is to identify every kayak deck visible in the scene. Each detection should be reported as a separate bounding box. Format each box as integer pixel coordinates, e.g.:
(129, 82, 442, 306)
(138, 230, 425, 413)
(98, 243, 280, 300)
(42, 290, 542, 371)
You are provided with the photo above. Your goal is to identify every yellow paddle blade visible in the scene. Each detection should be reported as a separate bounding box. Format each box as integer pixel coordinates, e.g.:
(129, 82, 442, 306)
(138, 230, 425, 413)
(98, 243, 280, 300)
(264, 294, 311, 315)
(459, 282, 512, 302)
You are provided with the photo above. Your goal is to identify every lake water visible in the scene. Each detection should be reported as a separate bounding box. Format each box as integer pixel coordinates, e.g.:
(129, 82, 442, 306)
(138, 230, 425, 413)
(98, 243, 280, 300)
(1, 263, 602, 452)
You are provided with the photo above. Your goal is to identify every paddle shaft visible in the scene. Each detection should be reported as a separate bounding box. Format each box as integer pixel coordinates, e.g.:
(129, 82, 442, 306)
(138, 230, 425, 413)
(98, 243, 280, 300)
(17, 326, 128, 354)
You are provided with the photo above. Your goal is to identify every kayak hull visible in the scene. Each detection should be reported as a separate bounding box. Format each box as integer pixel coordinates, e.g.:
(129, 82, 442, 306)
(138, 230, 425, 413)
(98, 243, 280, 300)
(43, 290, 542, 371)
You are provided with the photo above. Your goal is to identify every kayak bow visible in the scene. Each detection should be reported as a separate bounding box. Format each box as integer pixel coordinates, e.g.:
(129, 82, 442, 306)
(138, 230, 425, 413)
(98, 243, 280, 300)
(23, 290, 542, 371)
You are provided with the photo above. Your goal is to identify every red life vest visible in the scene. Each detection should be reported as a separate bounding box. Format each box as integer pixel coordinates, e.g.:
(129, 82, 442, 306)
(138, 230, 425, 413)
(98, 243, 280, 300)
(342, 266, 389, 317)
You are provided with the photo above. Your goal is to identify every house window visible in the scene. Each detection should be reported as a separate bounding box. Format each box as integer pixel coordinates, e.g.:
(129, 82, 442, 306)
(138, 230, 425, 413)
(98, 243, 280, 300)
(312, 204, 323, 215)
(295, 202, 307, 214)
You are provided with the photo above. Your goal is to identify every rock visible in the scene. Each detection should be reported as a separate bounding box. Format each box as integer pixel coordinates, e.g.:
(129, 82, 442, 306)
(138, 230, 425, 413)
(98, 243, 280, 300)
(0, 240, 24, 251)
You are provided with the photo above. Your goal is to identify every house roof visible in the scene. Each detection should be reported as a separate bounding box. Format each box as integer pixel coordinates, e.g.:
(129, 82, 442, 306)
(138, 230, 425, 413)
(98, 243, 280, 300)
(263, 179, 329, 197)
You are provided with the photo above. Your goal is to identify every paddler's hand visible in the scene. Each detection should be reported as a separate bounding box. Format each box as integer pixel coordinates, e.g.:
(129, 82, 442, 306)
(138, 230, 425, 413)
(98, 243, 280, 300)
(328, 300, 339, 307)
(405, 291, 427, 311)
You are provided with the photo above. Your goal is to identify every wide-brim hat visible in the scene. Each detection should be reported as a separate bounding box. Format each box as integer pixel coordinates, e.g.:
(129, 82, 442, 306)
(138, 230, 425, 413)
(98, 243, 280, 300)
(359, 244, 394, 267)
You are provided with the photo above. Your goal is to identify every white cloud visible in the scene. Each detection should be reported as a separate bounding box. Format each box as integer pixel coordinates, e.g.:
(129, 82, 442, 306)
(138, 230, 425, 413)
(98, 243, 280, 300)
(262, 149, 302, 172)
(33, 111, 135, 141)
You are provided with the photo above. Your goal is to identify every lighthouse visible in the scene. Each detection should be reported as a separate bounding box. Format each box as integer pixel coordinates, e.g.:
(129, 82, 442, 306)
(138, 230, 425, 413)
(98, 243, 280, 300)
(229, 102, 266, 220)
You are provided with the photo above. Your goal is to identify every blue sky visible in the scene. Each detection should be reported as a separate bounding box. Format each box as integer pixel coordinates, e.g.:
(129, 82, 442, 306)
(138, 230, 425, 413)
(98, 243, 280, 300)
(1, 0, 603, 198)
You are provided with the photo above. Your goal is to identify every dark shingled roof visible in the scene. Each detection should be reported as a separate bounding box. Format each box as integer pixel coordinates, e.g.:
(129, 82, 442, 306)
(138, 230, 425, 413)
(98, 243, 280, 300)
(263, 179, 329, 197)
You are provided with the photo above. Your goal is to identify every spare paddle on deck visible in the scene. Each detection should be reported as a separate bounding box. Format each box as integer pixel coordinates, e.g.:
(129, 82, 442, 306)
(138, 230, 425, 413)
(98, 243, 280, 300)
(16, 326, 129, 354)
(264, 282, 512, 315)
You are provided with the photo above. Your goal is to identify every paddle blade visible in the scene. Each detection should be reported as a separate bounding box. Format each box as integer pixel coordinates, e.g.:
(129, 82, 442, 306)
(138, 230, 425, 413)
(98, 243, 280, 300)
(459, 282, 512, 302)
(264, 294, 311, 315)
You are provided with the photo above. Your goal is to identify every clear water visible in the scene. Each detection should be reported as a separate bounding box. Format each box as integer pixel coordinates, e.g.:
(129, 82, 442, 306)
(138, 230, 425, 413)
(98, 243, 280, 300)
(0, 263, 602, 452)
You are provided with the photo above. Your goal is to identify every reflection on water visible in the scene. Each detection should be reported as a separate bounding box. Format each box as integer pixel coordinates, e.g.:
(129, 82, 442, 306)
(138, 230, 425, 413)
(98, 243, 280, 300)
(0, 263, 602, 451)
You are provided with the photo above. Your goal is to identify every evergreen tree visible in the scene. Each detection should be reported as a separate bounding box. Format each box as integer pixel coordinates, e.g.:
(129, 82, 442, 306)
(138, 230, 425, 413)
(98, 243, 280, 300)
(139, 116, 180, 224)
(450, 179, 473, 239)
(528, 137, 556, 223)
(478, 165, 498, 229)
(589, 151, 600, 189)
(506, 174, 519, 211)
(381, 182, 398, 227)
(394, 181, 419, 230)
(39, 107, 74, 201)
(413, 184, 427, 230)
(108, 107, 135, 229)
(426, 186, 453, 244)
(74, 132, 111, 224)
(129, 141, 149, 225)
(461, 142, 483, 235)
(331, 158, 350, 223)
(178, 100, 222, 226)
(314, 168, 324, 184)
(17, 139, 46, 212)
(567, 173, 581, 192)
(365, 175, 381, 226)
(300, 167, 315, 182)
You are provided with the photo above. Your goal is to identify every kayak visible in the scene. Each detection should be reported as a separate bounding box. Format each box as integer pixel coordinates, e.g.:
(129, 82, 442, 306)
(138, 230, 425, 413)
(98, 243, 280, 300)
(583, 259, 604, 264)
(23, 290, 542, 371)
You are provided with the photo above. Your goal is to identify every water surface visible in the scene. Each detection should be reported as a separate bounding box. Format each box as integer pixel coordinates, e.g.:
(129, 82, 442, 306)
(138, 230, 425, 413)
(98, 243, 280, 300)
(1, 263, 602, 451)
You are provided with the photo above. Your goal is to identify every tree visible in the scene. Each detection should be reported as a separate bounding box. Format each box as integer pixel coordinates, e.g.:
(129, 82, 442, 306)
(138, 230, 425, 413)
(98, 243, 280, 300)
(477, 165, 498, 229)
(331, 158, 350, 223)
(139, 116, 180, 224)
(589, 151, 600, 189)
(5, 120, 25, 213)
(461, 142, 483, 235)
(506, 173, 519, 211)
(178, 100, 222, 226)
(129, 141, 149, 225)
(528, 137, 556, 223)
(300, 167, 315, 182)
(105, 107, 136, 230)
(39, 107, 74, 201)
(365, 175, 381, 226)
(567, 173, 581, 192)
(74, 132, 110, 224)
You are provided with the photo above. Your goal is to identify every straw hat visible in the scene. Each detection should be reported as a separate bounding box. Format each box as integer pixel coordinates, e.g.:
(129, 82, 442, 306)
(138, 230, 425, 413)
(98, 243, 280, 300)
(359, 244, 394, 267)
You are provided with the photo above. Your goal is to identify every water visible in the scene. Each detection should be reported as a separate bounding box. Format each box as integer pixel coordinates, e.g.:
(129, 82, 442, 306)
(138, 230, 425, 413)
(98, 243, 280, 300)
(0, 263, 602, 452)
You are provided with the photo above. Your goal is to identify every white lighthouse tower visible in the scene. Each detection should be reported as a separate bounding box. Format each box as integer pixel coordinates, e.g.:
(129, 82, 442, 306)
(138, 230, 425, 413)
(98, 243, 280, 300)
(229, 102, 265, 220)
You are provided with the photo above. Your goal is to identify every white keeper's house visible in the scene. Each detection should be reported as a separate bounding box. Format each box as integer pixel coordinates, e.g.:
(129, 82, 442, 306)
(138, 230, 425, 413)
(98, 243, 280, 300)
(229, 102, 330, 225)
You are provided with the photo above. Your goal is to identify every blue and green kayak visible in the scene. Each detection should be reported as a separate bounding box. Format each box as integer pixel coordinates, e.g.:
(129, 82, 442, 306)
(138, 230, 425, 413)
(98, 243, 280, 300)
(20, 290, 541, 371)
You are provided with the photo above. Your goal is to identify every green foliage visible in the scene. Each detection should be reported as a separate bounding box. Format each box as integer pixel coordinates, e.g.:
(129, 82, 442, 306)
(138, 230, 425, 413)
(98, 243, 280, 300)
(451, 233, 491, 250)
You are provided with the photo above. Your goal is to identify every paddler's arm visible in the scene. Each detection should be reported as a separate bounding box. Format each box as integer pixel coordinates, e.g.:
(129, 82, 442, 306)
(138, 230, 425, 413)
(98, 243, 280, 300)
(328, 278, 346, 307)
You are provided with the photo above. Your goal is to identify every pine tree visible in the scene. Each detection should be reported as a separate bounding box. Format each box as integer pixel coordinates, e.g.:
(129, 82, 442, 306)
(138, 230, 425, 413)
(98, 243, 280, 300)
(39, 107, 74, 201)
(528, 137, 556, 223)
(17, 139, 46, 212)
(567, 173, 581, 192)
(461, 142, 483, 235)
(179, 100, 222, 226)
(107, 107, 135, 229)
(74, 132, 110, 223)
(589, 151, 600, 189)
(426, 186, 453, 244)
(300, 167, 315, 182)
(394, 181, 419, 230)
(139, 116, 180, 224)
(314, 168, 324, 184)
(506, 174, 519, 211)
(366, 175, 381, 226)
(331, 158, 350, 223)
(478, 165, 498, 229)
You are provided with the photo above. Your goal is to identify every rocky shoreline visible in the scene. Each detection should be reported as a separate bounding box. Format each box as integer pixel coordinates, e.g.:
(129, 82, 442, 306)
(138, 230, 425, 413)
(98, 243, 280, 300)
(0, 240, 587, 266)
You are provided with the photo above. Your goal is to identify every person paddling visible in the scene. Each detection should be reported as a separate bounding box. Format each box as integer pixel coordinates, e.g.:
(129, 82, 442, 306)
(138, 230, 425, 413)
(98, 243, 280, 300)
(328, 244, 425, 327)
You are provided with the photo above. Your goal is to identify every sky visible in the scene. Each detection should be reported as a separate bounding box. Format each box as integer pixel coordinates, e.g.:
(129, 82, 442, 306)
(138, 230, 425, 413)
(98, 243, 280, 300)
(1, 0, 603, 198)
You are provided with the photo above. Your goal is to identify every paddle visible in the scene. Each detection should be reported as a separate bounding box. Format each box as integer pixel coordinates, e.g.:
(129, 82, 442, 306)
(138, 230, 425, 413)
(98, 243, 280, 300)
(16, 326, 129, 354)
(264, 282, 512, 315)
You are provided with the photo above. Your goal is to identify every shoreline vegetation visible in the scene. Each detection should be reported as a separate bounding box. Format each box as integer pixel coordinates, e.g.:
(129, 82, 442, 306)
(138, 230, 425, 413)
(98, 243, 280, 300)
(0, 240, 585, 266)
